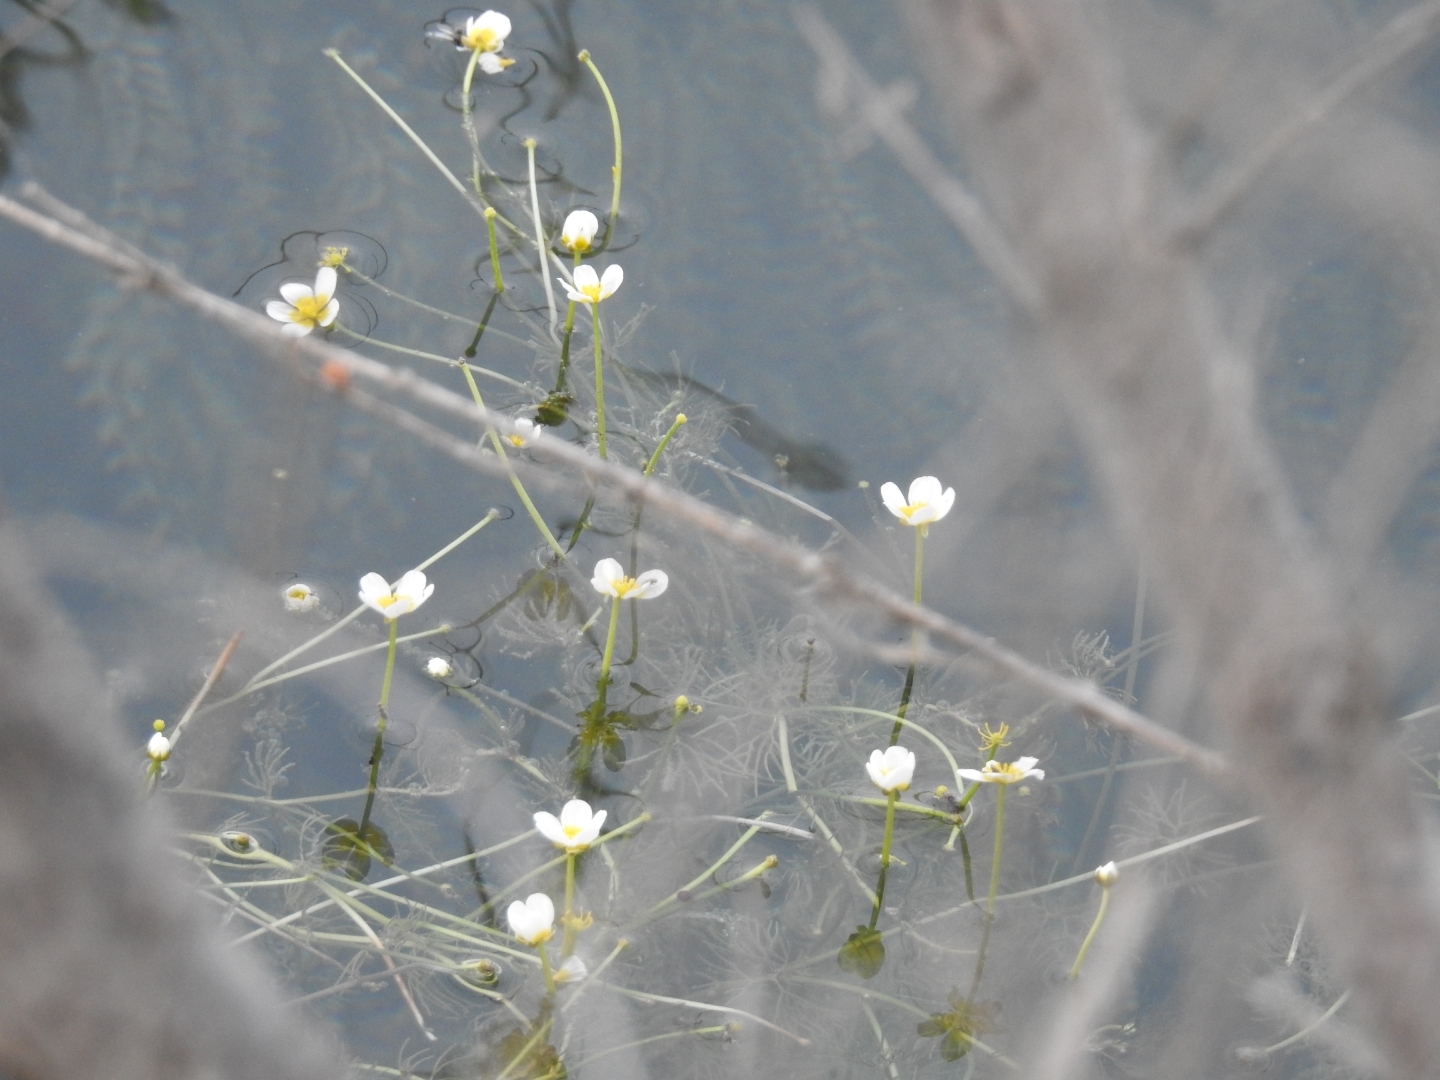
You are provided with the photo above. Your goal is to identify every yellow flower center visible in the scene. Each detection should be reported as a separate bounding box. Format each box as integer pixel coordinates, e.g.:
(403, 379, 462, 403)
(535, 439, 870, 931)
(504, 433, 526, 447)
(287, 587, 309, 600)
(375, 593, 399, 609)
(985, 762, 1025, 783)
(289, 294, 329, 327)
(320, 246, 349, 268)
(563, 824, 584, 838)
(579, 280, 604, 304)
(610, 576, 640, 598)
(566, 235, 591, 254)
(462, 26, 501, 51)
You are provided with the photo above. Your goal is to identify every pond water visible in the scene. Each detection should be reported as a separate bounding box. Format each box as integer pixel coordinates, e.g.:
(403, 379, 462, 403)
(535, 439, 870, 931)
(3, 1, 1439, 1077)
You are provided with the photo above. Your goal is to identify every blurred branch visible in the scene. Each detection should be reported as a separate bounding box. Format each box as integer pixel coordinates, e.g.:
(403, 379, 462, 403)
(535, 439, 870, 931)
(0, 182, 1227, 778)
(893, 0, 1440, 1074)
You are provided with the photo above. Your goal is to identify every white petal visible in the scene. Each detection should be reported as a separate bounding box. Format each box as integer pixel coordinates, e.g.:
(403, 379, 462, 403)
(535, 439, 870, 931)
(598, 264, 624, 298)
(317, 298, 340, 328)
(1013, 756, 1040, 773)
(358, 572, 391, 607)
(572, 264, 600, 291)
(279, 321, 312, 338)
(632, 569, 668, 599)
(533, 811, 567, 846)
(477, 51, 505, 74)
(558, 799, 595, 832)
(265, 300, 295, 323)
(279, 281, 312, 305)
(879, 481, 906, 518)
(591, 558, 624, 596)
(908, 475, 943, 506)
(559, 279, 588, 304)
(313, 265, 338, 302)
(476, 9, 512, 41)
(934, 486, 956, 522)
(956, 768, 985, 783)
(562, 209, 598, 247)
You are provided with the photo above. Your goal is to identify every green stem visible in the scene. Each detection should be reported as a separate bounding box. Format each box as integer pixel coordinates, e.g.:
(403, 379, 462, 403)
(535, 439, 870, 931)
(461, 47, 483, 193)
(537, 943, 557, 997)
(644, 414, 687, 476)
(484, 207, 505, 293)
(968, 783, 1007, 1002)
(556, 303, 577, 394)
(561, 853, 577, 958)
(868, 791, 899, 931)
(1068, 883, 1111, 981)
(599, 597, 623, 687)
(888, 527, 924, 745)
(457, 361, 567, 560)
(465, 291, 501, 359)
(578, 50, 622, 241)
(358, 619, 399, 837)
(592, 303, 607, 458)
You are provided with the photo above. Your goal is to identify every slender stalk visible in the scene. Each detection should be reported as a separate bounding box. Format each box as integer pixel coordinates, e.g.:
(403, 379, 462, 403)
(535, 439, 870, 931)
(537, 943, 557, 997)
(599, 597, 623, 687)
(358, 619, 399, 837)
(484, 207, 506, 292)
(888, 527, 924, 745)
(457, 360, 567, 560)
(867, 791, 899, 931)
(561, 854, 578, 957)
(578, 50, 623, 241)
(464, 291, 501, 359)
(1068, 882, 1111, 980)
(967, 783, 1007, 1002)
(592, 303, 607, 458)
(524, 138, 558, 331)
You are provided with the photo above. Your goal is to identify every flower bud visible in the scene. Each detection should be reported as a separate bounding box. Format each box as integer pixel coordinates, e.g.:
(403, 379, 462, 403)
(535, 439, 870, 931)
(1094, 861, 1120, 888)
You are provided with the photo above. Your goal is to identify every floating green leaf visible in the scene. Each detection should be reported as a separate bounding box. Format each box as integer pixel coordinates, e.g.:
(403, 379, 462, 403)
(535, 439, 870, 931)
(322, 818, 394, 882)
(917, 993, 999, 1061)
(837, 925, 885, 979)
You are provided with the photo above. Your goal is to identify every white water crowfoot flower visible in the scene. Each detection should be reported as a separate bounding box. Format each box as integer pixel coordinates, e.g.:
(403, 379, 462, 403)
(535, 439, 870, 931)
(866, 745, 916, 793)
(956, 756, 1045, 785)
(425, 656, 453, 680)
(560, 209, 599, 254)
(555, 955, 587, 984)
(429, 11, 515, 71)
(501, 417, 541, 448)
(881, 475, 956, 532)
(265, 266, 339, 337)
(282, 583, 319, 613)
(507, 893, 555, 946)
(590, 558, 668, 600)
(358, 569, 435, 620)
(534, 799, 607, 853)
(146, 720, 171, 763)
(561, 263, 622, 306)
(1094, 861, 1121, 887)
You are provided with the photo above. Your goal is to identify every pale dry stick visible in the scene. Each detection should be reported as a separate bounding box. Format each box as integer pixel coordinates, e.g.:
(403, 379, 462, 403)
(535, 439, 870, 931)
(793, 5, 1042, 317)
(168, 630, 242, 747)
(1173, 0, 1440, 245)
(0, 185, 1226, 778)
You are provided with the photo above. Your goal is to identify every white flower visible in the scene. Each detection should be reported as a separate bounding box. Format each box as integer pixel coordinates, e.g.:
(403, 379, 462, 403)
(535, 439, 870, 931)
(590, 558, 668, 600)
(560, 210, 599, 254)
(265, 266, 340, 338)
(534, 799, 607, 853)
(560, 263, 623, 306)
(358, 569, 435, 620)
(1094, 861, 1120, 887)
(502, 417, 541, 448)
(880, 475, 956, 532)
(147, 731, 171, 762)
(506, 892, 555, 946)
(282, 583, 319, 613)
(865, 745, 916, 793)
(426, 657, 454, 679)
(956, 756, 1045, 785)
(555, 955, 588, 984)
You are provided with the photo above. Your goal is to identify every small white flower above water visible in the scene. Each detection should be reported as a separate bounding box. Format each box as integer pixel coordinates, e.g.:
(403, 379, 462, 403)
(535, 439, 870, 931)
(425, 656, 454, 680)
(265, 266, 340, 337)
(956, 756, 1045, 786)
(561, 263, 622, 306)
(282, 583, 319, 613)
(358, 569, 435, 620)
(880, 475, 956, 532)
(590, 558, 668, 600)
(555, 954, 588, 984)
(429, 11, 515, 71)
(1094, 861, 1121, 887)
(502, 417, 541, 448)
(147, 730, 172, 763)
(534, 798, 607, 853)
(506, 892, 555, 946)
(560, 209, 599, 254)
(866, 745, 916, 793)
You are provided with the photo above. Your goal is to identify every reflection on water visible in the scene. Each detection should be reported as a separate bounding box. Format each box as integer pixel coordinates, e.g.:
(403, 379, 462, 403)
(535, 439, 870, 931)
(5, 0, 1440, 1077)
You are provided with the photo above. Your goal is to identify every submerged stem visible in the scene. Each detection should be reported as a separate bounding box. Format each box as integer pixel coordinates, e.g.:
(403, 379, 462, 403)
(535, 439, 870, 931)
(561, 854, 577, 958)
(968, 782, 1007, 1002)
(592, 303, 607, 458)
(358, 619, 399, 837)
(1068, 883, 1111, 980)
(889, 528, 924, 745)
(868, 791, 899, 931)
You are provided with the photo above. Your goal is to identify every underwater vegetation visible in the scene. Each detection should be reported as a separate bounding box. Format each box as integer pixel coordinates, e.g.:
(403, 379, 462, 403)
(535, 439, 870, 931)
(14, 0, 1440, 1078)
